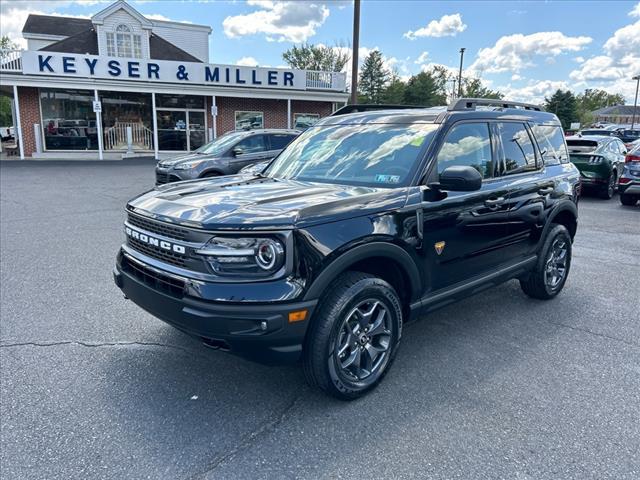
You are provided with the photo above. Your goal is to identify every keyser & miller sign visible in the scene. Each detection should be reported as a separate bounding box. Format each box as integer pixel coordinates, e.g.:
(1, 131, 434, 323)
(21, 51, 312, 90)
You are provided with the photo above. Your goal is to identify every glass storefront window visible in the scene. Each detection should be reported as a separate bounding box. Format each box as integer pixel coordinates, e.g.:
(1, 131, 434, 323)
(293, 113, 320, 130)
(157, 110, 187, 151)
(235, 111, 264, 131)
(99, 91, 153, 150)
(156, 94, 204, 110)
(40, 88, 97, 151)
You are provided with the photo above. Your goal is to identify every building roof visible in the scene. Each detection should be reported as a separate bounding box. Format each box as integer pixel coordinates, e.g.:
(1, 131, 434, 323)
(38, 28, 202, 63)
(22, 14, 92, 36)
(39, 28, 99, 55)
(592, 105, 640, 116)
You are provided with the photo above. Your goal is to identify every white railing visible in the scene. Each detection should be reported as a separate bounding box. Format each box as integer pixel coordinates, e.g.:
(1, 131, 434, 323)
(305, 70, 347, 91)
(0, 49, 23, 72)
(104, 122, 153, 150)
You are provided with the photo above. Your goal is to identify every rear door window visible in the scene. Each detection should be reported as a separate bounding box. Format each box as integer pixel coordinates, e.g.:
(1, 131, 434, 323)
(269, 134, 296, 150)
(436, 122, 494, 179)
(497, 122, 537, 175)
(531, 125, 569, 165)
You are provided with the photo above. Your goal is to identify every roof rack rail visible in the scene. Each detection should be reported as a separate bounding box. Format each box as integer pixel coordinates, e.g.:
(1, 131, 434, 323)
(331, 104, 427, 116)
(448, 98, 542, 112)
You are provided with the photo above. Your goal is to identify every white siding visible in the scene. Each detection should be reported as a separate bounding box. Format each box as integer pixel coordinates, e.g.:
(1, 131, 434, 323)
(27, 38, 61, 51)
(97, 9, 150, 59)
(151, 23, 209, 62)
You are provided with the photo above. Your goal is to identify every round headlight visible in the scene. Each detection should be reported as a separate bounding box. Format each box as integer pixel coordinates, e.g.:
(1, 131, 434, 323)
(255, 239, 284, 270)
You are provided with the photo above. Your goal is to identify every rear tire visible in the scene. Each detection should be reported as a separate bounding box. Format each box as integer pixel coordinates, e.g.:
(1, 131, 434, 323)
(520, 224, 572, 300)
(599, 172, 615, 199)
(620, 194, 638, 206)
(302, 272, 402, 400)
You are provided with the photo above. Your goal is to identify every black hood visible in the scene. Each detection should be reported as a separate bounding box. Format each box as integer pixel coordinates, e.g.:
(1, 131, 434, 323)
(128, 175, 408, 230)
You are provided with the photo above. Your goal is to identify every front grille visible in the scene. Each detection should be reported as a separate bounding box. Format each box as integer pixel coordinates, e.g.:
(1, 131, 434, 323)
(122, 255, 185, 298)
(156, 172, 181, 184)
(127, 236, 186, 267)
(127, 213, 189, 241)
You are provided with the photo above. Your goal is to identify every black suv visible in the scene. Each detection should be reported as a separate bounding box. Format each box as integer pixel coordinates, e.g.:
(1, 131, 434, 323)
(114, 99, 580, 400)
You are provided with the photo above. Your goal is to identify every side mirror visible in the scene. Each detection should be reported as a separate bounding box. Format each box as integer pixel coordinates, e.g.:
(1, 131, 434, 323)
(232, 146, 244, 157)
(436, 165, 482, 192)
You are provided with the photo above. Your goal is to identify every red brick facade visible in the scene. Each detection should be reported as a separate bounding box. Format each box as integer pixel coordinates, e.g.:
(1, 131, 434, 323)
(206, 96, 334, 136)
(16, 87, 39, 157)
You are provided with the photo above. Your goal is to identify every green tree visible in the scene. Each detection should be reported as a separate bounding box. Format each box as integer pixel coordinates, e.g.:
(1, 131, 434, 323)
(461, 77, 503, 99)
(0, 37, 19, 127)
(381, 73, 406, 104)
(0, 36, 18, 51)
(358, 50, 389, 103)
(544, 89, 579, 130)
(282, 42, 350, 72)
(576, 88, 626, 126)
(403, 69, 448, 106)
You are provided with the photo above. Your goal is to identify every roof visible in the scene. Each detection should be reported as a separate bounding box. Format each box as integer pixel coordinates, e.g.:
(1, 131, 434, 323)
(38, 29, 202, 63)
(23, 14, 92, 36)
(40, 28, 98, 55)
(592, 105, 640, 116)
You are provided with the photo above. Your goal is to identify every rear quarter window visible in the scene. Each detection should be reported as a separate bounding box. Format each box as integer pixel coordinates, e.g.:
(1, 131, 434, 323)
(531, 125, 569, 165)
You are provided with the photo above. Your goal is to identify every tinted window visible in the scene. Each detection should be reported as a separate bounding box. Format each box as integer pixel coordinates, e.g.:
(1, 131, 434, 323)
(235, 135, 266, 154)
(498, 122, 537, 174)
(531, 125, 569, 164)
(436, 123, 493, 179)
(270, 134, 296, 150)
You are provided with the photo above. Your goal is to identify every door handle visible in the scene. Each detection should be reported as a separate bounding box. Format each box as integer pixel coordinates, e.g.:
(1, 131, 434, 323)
(538, 187, 554, 195)
(484, 197, 505, 208)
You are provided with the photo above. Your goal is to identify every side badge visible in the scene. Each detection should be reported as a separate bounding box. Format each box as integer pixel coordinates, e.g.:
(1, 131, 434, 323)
(434, 241, 446, 255)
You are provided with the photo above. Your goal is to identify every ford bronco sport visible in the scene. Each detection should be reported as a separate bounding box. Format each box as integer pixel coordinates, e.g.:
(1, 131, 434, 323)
(114, 99, 580, 400)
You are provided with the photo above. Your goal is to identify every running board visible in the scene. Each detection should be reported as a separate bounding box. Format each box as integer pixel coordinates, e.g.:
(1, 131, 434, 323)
(410, 256, 537, 316)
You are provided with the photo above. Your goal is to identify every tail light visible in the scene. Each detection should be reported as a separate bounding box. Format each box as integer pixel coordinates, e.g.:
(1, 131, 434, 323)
(625, 154, 640, 163)
(619, 177, 631, 184)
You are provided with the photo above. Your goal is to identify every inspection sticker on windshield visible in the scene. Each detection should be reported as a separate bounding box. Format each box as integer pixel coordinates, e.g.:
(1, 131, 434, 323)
(375, 174, 401, 184)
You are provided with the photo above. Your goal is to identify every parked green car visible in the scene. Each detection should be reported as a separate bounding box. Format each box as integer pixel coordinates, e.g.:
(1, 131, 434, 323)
(567, 135, 628, 199)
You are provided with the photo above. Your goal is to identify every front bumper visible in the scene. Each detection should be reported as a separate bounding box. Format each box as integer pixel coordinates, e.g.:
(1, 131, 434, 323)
(114, 249, 317, 364)
(155, 167, 194, 185)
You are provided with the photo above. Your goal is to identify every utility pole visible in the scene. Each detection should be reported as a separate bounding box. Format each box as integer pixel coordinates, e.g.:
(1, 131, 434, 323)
(632, 75, 640, 129)
(350, 0, 361, 104)
(457, 47, 465, 98)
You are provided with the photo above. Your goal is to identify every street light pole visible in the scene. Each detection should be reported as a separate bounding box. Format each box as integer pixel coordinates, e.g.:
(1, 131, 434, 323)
(350, 0, 361, 105)
(631, 75, 640, 129)
(457, 47, 466, 98)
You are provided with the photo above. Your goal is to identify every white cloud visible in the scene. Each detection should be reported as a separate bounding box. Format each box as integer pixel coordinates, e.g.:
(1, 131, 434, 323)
(414, 51, 429, 64)
(223, 1, 329, 43)
(468, 31, 592, 74)
(511, 74, 522, 81)
(404, 13, 467, 39)
(497, 80, 572, 104)
(236, 56, 259, 67)
(629, 2, 640, 17)
(602, 19, 640, 58)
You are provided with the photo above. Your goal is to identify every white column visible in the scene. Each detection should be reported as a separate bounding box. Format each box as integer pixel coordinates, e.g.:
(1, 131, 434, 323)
(287, 99, 292, 129)
(94, 90, 103, 160)
(152, 92, 159, 160)
(211, 95, 217, 139)
(12, 85, 24, 160)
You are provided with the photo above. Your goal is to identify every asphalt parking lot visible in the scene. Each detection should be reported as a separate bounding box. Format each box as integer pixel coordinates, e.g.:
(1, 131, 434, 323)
(1, 159, 639, 480)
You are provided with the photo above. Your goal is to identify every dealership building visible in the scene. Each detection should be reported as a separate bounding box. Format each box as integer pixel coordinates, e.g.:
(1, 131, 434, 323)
(0, 0, 348, 159)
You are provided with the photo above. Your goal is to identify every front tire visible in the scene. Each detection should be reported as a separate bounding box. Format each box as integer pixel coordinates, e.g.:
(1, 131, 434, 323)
(620, 194, 638, 206)
(520, 224, 572, 300)
(302, 272, 402, 400)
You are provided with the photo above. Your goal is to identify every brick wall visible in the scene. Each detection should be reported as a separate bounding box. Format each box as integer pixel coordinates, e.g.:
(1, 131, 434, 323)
(17, 87, 39, 157)
(206, 96, 335, 137)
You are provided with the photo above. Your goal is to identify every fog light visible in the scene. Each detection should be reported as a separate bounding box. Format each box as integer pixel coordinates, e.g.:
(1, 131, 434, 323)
(288, 310, 308, 323)
(260, 321, 268, 331)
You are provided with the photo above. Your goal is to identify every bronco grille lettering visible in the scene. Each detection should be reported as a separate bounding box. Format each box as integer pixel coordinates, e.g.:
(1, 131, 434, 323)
(125, 226, 186, 254)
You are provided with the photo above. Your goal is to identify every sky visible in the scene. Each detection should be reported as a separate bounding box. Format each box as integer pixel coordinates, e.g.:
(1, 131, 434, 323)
(1, 0, 639, 103)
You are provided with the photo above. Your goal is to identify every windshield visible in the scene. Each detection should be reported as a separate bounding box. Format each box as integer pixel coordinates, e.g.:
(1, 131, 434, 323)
(194, 132, 248, 156)
(264, 123, 438, 187)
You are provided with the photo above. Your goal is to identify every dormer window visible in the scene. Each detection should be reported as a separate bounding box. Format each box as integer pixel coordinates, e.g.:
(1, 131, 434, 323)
(106, 24, 142, 58)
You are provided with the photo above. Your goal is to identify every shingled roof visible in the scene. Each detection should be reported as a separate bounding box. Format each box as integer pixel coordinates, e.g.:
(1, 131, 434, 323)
(592, 105, 640, 116)
(22, 14, 92, 36)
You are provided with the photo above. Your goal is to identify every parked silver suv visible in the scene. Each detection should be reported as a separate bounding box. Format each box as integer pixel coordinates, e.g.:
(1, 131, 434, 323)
(155, 129, 299, 184)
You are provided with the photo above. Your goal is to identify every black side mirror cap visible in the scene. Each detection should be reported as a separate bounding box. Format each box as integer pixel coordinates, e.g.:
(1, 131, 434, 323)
(436, 165, 482, 192)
